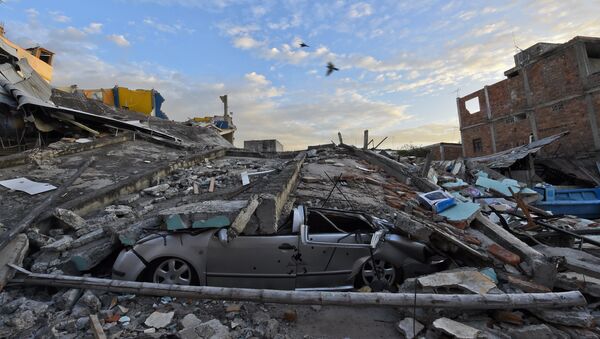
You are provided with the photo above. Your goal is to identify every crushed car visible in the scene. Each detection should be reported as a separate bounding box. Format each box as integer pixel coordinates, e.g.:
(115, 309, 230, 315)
(112, 206, 448, 291)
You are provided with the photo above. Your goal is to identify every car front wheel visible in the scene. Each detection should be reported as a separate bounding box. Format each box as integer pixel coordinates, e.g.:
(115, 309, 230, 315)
(359, 258, 401, 291)
(146, 257, 196, 286)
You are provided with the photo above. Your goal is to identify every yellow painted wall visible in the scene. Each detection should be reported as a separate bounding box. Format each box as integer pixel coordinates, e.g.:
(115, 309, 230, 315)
(117, 87, 153, 115)
(0, 36, 53, 83)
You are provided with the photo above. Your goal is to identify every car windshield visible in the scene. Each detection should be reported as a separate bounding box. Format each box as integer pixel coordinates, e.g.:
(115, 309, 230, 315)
(306, 209, 375, 234)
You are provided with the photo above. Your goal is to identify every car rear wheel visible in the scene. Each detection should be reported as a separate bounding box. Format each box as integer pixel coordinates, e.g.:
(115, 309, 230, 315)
(147, 257, 197, 285)
(359, 258, 400, 291)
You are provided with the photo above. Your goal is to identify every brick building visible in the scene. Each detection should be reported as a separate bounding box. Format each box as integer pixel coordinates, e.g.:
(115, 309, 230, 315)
(423, 142, 463, 161)
(457, 36, 600, 158)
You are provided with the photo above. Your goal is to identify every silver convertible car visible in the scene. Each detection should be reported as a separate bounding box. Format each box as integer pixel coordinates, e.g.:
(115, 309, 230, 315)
(112, 206, 448, 291)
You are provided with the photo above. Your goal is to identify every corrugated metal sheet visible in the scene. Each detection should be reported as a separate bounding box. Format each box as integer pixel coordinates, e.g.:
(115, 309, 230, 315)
(469, 132, 567, 168)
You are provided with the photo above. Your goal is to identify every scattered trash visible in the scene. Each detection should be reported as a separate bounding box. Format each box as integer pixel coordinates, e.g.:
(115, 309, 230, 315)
(0, 177, 57, 195)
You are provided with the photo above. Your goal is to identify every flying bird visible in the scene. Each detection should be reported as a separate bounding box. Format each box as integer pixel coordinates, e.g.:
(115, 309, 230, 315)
(326, 62, 339, 76)
(299, 42, 309, 48)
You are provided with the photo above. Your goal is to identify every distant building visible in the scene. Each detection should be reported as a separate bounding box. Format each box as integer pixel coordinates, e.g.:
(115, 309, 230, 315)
(72, 86, 169, 120)
(423, 142, 463, 161)
(457, 36, 600, 158)
(244, 139, 283, 153)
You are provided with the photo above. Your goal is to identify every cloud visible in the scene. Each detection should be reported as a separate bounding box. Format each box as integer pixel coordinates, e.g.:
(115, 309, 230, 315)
(143, 18, 195, 34)
(244, 72, 270, 86)
(83, 22, 103, 34)
(49, 10, 70, 23)
(233, 36, 261, 49)
(25, 8, 39, 18)
(348, 3, 373, 18)
(107, 34, 130, 47)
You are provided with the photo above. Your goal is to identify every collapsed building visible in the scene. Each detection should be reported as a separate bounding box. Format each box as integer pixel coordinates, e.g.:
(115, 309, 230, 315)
(457, 36, 600, 187)
(1, 32, 600, 339)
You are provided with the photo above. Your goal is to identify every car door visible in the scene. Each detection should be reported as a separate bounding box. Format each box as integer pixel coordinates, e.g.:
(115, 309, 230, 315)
(296, 231, 372, 290)
(205, 232, 298, 289)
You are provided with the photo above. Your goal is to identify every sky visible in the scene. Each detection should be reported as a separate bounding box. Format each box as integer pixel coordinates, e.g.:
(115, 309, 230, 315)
(1, 0, 599, 150)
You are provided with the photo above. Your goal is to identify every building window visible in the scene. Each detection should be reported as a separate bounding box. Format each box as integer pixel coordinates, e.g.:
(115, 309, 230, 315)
(472, 138, 483, 153)
(465, 97, 481, 114)
(585, 42, 600, 75)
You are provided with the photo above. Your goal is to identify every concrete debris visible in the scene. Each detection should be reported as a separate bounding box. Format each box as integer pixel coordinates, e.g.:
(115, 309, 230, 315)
(432, 317, 481, 338)
(396, 317, 424, 339)
(181, 313, 202, 329)
(144, 311, 174, 329)
(179, 319, 232, 339)
(417, 269, 497, 294)
(54, 208, 88, 231)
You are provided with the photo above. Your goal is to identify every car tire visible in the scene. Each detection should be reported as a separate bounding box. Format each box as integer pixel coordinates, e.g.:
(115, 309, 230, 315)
(357, 258, 402, 292)
(144, 257, 198, 286)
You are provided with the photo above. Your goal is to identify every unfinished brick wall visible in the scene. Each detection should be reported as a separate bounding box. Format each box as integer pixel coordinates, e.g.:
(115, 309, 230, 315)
(426, 144, 463, 161)
(458, 36, 600, 158)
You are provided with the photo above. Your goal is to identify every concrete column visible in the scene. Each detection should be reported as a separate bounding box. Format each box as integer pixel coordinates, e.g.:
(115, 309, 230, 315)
(363, 130, 369, 150)
(585, 93, 600, 150)
(484, 86, 497, 153)
(521, 68, 539, 140)
(456, 98, 466, 157)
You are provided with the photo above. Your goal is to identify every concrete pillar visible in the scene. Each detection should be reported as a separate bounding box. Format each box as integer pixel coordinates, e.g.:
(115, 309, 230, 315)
(338, 132, 343, 145)
(363, 130, 369, 150)
(456, 98, 466, 157)
(220, 95, 228, 119)
(521, 68, 539, 140)
(585, 93, 600, 150)
(484, 86, 497, 153)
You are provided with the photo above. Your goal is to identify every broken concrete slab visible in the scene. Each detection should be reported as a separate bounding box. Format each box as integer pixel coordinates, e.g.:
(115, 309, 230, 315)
(54, 208, 88, 231)
(181, 313, 202, 329)
(432, 317, 481, 339)
(417, 269, 497, 294)
(41, 235, 73, 252)
(179, 319, 232, 339)
(396, 317, 424, 339)
(0, 234, 29, 291)
(142, 183, 170, 196)
(230, 194, 260, 235)
(144, 311, 174, 329)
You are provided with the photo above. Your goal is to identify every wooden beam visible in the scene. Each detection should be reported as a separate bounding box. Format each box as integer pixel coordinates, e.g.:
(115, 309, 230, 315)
(89, 314, 107, 339)
(474, 213, 557, 287)
(10, 268, 586, 310)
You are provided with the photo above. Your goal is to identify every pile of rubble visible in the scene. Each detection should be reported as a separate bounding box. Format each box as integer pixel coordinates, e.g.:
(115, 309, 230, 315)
(0, 139, 599, 338)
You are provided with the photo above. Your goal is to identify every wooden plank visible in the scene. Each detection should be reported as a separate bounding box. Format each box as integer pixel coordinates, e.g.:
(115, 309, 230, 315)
(12, 268, 586, 310)
(89, 314, 107, 339)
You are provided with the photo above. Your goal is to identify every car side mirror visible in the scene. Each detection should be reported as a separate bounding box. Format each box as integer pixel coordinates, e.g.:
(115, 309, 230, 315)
(217, 228, 229, 246)
(370, 230, 384, 249)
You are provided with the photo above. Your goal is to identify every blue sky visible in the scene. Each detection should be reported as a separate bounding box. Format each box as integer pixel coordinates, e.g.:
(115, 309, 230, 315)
(2, 0, 599, 149)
